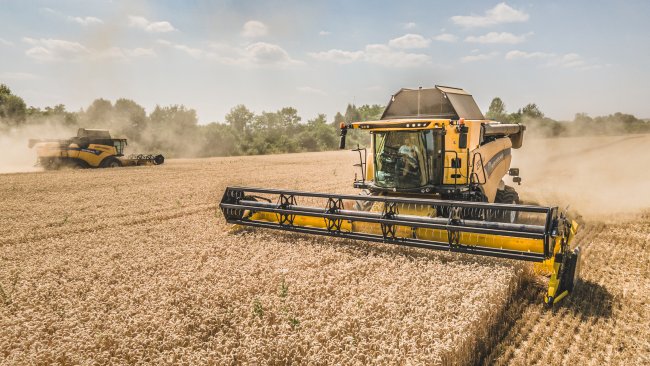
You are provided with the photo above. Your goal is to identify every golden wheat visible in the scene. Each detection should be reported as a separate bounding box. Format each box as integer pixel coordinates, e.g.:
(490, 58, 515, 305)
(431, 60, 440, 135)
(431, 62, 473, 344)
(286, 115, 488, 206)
(0, 151, 524, 365)
(2, 134, 649, 365)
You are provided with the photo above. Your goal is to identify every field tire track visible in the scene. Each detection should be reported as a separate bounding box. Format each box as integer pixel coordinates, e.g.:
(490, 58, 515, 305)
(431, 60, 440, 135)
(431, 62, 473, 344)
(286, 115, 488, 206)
(480, 222, 605, 365)
(1, 203, 217, 247)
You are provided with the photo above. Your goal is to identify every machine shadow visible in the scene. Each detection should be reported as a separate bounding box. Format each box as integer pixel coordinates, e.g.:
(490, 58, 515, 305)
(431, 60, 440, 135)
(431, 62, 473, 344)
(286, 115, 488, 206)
(562, 279, 613, 319)
(260, 231, 614, 319)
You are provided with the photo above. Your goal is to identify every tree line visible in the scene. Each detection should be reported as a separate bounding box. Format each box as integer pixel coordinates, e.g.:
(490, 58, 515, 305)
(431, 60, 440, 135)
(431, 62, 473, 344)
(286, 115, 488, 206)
(1, 83, 648, 158)
(0, 83, 382, 157)
(486, 97, 650, 137)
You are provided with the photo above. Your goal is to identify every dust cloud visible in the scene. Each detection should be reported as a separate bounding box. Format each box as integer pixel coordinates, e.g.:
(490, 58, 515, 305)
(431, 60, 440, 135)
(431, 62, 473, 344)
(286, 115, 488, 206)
(511, 134, 650, 221)
(0, 123, 76, 174)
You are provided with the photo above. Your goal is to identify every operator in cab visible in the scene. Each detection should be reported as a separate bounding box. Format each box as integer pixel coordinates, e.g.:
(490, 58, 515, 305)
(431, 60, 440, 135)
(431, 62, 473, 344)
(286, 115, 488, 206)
(397, 134, 422, 187)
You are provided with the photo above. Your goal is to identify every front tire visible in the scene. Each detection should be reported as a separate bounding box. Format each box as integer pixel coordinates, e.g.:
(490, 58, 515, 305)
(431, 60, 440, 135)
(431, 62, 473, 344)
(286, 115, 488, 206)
(495, 185, 520, 223)
(352, 189, 375, 211)
(101, 157, 122, 168)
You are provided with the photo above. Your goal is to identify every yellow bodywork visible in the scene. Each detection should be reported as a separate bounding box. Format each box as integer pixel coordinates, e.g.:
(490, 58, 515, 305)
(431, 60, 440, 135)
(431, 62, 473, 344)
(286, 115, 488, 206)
(351, 118, 515, 202)
(538, 220, 579, 303)
(222, 86, 579, 306)
(251, 211, 543, 253)
(34, 142, 118, 168)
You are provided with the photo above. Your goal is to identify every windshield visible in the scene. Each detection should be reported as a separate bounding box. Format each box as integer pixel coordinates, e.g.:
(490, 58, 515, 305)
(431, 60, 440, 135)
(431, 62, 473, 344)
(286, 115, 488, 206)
(374, 131, 433, 189)
(113, 140, 126, 156)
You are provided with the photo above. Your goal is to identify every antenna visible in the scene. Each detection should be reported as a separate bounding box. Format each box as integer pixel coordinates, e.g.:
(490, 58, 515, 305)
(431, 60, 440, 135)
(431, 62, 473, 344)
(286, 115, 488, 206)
(417, 86, 422, 117)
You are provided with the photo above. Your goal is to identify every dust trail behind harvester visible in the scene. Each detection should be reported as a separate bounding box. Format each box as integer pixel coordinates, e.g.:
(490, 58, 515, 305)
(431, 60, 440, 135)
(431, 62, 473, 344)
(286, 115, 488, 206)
(0, 123, 76, 174)
(511, 134, 650, 221)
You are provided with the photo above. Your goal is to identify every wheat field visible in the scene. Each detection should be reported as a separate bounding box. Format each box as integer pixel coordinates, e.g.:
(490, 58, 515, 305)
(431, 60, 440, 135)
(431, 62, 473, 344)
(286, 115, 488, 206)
(1, 151, 525, 365)
(1, 135, 649, 365)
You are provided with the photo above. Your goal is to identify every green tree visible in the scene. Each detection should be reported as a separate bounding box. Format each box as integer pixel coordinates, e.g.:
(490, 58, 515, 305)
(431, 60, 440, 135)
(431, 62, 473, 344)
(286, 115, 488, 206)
(114, 98, 147, 139)
(84, 98, 113, 128)
(521, 103, 544, 119)
(486, 97, 508, 121)
(0, 95, 27, 123)
(358, 104, 384, 121)
(333, 111, 345, 126)
(344, 104, 361, 123)
(198, 123, 241, 156)
(252, 111, 280, 131)
(148, 105, 199, 157)
(248, 108, 302, 154)
(298, 114, 337, 151)
(225, 105, 254, 134)
(277, 107, 301, 128)
(0, 84, 10, 96)
(574, 113, 592, 124)
(0, 84, 27, 124)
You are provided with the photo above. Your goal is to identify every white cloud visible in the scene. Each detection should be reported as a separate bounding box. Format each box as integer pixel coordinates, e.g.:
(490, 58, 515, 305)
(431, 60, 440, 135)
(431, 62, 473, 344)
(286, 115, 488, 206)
(38, 7, 103, 27)
(505, 50, 605, 70)
(0, 72, 38, 80)
(460, 51, 499, 63)
(242, 20, 268, 38)
(0, 38, 15, 46)
(318, 30, 331, 36)
(161, 40, 301, 67)
(465, 31, 530, 44)
(451, 2, 529, 27)
(297, 86, 327, 95)
(433, 33, 458, 42)
(505, 50, 554, 60)
(128, 15, 176, 33)
(39, 7, 57, 15)
(310, 44, 429, 68)
(308, 49, 363, 64)
(23, 38, 88, 61)
(244, 42, 300, 65)
(547, 53, 586, 69)
(23, 37, 155, 62)
(404, 22, 417, 29)
(388, 34, 430, 49)
(363, 44, 430, 67)
(67, 16, 103, 26)
(157, 39, 203, 58)
(128, 48, 157, 57)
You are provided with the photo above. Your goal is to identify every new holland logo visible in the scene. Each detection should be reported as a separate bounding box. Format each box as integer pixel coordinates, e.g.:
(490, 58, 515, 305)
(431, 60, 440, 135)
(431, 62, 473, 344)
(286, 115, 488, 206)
(81, 149, 103, 156)
(484, 149, 511, 177)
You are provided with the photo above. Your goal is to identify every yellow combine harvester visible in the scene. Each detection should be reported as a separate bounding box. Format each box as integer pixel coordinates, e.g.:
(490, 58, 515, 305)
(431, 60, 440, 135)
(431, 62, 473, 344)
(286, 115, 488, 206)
(29, 128, 164, 169)
(220, 86, 580, 306)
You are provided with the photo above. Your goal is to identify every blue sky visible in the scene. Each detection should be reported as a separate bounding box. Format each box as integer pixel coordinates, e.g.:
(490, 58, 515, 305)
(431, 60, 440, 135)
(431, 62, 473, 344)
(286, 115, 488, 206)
(1, 0, 649, 123)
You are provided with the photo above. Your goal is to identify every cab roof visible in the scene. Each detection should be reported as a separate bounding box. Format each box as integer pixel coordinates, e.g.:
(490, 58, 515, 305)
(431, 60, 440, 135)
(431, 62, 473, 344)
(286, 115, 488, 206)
(380, 85, 484, 120)
(77, 128, 112, 139)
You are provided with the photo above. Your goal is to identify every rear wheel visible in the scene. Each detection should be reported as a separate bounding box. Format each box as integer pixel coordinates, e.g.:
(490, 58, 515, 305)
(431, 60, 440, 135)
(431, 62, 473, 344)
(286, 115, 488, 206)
(72, 159, 89, 169)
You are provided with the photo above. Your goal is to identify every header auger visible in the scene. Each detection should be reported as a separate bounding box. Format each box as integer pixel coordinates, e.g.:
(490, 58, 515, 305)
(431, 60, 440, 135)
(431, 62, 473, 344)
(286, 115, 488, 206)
(219, 85, 581, 306)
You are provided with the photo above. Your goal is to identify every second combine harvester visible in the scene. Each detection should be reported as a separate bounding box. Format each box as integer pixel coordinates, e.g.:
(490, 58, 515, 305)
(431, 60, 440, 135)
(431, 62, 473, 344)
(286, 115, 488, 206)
(220, 86, 580, 306)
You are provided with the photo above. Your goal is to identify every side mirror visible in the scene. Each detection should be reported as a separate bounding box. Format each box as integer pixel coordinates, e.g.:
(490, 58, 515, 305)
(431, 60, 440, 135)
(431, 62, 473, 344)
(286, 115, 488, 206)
(339, 123, 348, 149)
(459, 133, 467, 149)
(513, 176, 522, 185)
(508, 168, 520, 176)
(458, 125, 469, 149)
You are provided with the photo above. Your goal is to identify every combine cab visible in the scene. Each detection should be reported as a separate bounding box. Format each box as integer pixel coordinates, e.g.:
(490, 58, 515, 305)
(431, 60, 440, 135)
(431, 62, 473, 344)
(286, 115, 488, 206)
(219, 86, 580, 306)
(29, 128, 164, 169)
